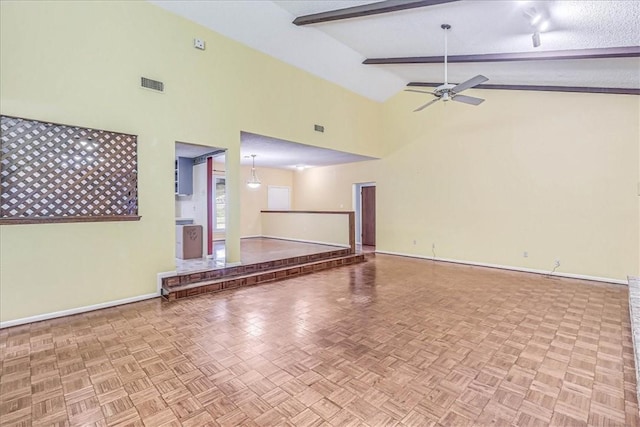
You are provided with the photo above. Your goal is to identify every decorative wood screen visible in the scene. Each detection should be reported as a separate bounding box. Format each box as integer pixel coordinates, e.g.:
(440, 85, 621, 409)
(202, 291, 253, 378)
(0, 115, 140, 224)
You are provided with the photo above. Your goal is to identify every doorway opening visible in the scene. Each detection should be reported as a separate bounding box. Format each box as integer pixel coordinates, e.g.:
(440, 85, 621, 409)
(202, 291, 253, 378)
(353, 182, 376, 251)
(174, 142, 226, 271)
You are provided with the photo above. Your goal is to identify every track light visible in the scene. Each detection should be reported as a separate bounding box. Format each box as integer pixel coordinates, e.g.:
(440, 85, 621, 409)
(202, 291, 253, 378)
(523, 6, 550, 48)
(538, 20, 550, 32)
(532, 31, 541, 48)
(530, 13, 542, 25)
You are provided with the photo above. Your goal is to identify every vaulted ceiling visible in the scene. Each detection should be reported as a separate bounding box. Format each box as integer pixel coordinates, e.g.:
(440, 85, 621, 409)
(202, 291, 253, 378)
(154, 0, 639, 169)
(151, 0, 639, 102)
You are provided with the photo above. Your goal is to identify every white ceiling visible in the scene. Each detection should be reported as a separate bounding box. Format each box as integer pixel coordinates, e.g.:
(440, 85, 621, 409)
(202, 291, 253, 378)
(150, 0, 640, 101)
(175, 135, 377, 170)
(163, 1, 638, 169)
(175, 142, 224, 158)
(240, 132, 376, 169)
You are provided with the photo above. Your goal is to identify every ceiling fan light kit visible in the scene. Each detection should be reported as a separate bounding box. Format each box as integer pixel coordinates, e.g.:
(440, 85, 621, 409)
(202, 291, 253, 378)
(408, 24, 488, 112)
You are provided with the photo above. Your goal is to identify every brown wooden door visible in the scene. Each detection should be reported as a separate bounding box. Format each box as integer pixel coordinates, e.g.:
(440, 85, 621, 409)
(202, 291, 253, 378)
(361, 186, 376, 246)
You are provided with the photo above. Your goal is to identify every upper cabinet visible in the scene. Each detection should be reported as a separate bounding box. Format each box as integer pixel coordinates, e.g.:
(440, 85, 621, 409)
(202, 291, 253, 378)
(175, 157, 193, 195)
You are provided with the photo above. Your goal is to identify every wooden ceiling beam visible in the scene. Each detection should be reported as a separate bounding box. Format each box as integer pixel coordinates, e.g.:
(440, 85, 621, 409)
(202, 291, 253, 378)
(407, 82, 640, 95)
(365, 46, 640, 64)
(293, 0, 460, 26)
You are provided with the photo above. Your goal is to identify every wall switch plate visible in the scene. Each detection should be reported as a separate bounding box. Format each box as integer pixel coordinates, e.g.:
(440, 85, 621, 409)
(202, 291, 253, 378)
(194, 38, 205, 50)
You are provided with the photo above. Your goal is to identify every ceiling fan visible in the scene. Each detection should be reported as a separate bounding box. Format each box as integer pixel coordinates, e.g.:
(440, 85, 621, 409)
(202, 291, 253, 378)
(407, 24, 488, 112)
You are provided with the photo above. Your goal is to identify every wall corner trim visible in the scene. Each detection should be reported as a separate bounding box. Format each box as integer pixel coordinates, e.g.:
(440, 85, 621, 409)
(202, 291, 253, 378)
(157, 270, 177, 294)
(0, 292, 160, 329)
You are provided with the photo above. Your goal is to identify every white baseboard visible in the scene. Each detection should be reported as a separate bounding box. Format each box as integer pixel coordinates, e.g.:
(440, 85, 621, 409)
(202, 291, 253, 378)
(375, 250, 627, 286)
(0, 292, 160, 329)
(225, 261, 242, 267)
(241, 235, 262, 239)
(261, 235, 349, 249)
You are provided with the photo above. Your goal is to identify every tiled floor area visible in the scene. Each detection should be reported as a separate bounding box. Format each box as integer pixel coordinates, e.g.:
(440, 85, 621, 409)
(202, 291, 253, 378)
(175, 238, 348, 274)
(1, 255, 637, 426)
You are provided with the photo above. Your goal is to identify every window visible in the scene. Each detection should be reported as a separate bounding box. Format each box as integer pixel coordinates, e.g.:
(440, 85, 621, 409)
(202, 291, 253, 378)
(214, 176, 225, 231)
(267, 186, 291, 210)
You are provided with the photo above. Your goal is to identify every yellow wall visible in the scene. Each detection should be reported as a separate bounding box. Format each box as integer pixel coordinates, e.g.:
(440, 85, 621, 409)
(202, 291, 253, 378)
(241, 166, 294, 237)
(262, 212, 351, 247)
(295, 89, 640, 281)
(293, 161, 380, 211)
(1, 1, 638, 324)
(0, 1, 383, 322)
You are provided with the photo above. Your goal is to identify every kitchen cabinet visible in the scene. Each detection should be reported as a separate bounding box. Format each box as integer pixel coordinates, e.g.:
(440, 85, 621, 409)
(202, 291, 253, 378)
(175, 157, 193, 195)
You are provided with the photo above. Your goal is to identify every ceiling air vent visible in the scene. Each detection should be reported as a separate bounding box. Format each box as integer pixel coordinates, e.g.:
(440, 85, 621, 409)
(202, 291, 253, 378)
(141, 77, 164, 92)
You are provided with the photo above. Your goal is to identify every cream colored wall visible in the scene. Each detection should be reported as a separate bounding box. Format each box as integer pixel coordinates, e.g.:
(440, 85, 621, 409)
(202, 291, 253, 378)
(262, 212, 350, 247)
(0, 1, 383, 322)
(293, 161, 380, 211)
(241, 166, 294, 237)
(295, 90, 640, 281)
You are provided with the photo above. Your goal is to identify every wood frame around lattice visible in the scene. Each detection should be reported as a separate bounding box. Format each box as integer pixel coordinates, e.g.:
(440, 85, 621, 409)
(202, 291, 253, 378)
(0, 115, 141, 225)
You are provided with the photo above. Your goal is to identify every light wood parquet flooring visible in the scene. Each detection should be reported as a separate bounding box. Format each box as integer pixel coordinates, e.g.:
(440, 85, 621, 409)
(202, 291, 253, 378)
(1, 254, 637, 426)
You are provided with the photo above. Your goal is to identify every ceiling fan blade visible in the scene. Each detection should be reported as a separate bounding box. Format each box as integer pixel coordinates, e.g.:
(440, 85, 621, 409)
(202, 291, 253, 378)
(452, 94, 485, 106)
(405, 89, 437, 96)
(413, 98, 440, 112)
(451, 75, 488, 94)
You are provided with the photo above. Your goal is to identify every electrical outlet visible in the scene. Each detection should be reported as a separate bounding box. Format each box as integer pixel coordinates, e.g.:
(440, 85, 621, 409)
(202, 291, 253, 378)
(194, 38, 205, 50)
(432, 243, 436, 250)
(412, 240, 416, 245)
(555, 259, 561, 267)
(523, 251, 528, 258)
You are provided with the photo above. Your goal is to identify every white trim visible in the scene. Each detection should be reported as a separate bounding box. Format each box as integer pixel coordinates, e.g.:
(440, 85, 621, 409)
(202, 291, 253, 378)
(375, 250, 627, 286)
(240, 235, 262, 239)
(0, 292, 160, 329)
(352, 182, 376, 246)
(213, 175, 226, 233)
(261, 235, 350, 249)
(157, 270, 176, 294)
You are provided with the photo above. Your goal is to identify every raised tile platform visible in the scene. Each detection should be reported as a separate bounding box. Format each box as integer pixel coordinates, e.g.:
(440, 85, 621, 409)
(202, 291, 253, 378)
(629, 275, 640, 404)
(163, 249, 366, 300)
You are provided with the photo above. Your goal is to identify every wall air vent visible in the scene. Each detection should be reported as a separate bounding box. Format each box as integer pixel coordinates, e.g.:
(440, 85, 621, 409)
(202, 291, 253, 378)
(141, 77, 164, 92)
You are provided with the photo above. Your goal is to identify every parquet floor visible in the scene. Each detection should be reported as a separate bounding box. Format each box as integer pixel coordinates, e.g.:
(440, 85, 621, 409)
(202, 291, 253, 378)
(1, 254, 637, 426)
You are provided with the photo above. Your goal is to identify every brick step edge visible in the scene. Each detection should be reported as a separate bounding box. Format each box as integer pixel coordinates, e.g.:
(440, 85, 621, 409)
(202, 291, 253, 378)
(162, 254, 366, 301)
(163, 248, 352, 289)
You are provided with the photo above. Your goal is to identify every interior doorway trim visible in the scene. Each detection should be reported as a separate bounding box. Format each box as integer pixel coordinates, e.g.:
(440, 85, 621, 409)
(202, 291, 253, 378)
(353, 182, 376, 246)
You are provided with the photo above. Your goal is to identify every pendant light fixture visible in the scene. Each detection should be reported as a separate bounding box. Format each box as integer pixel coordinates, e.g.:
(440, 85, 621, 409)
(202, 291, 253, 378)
(247, 154, 261, 189)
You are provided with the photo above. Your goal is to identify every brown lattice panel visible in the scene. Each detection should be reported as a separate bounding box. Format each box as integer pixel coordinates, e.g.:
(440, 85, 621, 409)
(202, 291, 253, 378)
(0, 115, 140, 224)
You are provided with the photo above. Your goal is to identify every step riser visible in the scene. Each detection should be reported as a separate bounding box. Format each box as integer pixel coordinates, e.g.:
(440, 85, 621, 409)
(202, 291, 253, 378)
(164, 248, 352, 289)
(163, 255, 365, 301)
